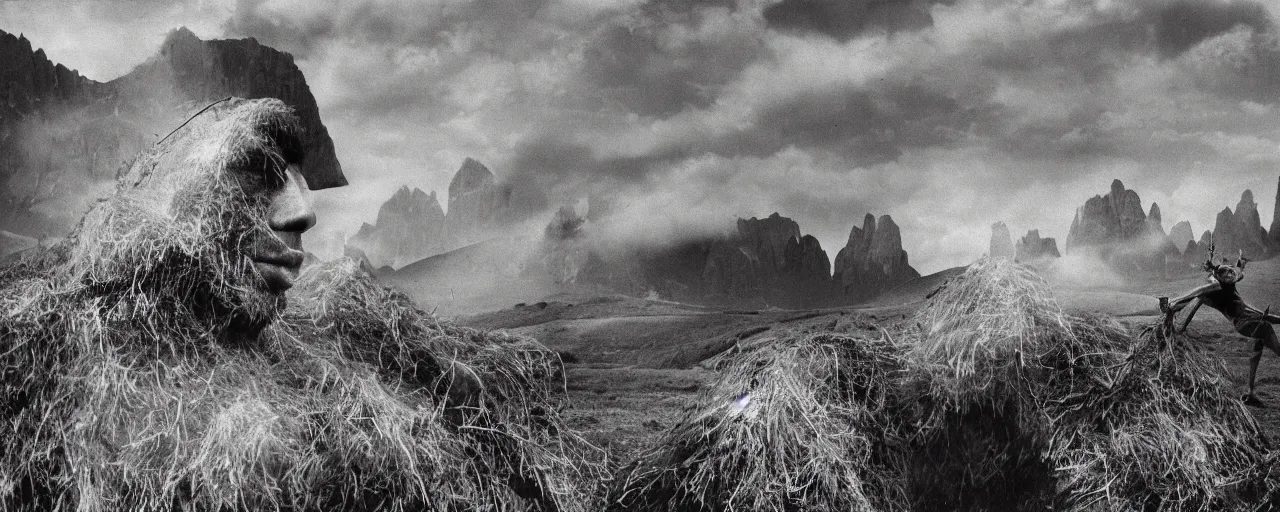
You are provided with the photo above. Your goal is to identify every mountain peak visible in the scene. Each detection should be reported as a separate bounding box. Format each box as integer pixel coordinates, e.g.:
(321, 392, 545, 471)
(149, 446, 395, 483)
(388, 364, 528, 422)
(449, 158, 496, 202)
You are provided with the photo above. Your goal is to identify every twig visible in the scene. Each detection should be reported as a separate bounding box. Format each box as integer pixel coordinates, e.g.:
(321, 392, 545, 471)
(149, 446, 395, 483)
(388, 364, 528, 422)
(156, 97, 232, 146)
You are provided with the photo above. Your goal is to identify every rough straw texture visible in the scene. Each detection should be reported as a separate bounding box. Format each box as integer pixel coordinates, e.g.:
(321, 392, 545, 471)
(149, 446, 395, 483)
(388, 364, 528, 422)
(606, 331, 906, 512)
(904, 259, 1270, 510)
(612, 258, 1277, 511)
(0, 98, 599, 511)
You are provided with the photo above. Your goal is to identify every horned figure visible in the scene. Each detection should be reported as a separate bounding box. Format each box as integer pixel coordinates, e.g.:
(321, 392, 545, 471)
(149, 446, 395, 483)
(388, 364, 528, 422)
(1201, 244, 1250, 274)
(1166, 244, 1276, 405)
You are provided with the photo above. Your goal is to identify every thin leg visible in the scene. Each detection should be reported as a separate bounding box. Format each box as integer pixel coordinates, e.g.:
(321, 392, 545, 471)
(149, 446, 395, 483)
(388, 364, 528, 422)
(1261, 324, 1280, 357)
(1250, 349, 1263, 395)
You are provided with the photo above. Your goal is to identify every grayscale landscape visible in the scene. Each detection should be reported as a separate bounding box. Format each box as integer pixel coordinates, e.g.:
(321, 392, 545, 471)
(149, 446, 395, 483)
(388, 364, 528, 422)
(5, 0, 1280, 510)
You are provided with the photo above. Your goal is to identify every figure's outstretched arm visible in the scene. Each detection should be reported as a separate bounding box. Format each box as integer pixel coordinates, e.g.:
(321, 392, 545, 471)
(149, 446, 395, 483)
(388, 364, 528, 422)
(1169, 283, 1220, 311)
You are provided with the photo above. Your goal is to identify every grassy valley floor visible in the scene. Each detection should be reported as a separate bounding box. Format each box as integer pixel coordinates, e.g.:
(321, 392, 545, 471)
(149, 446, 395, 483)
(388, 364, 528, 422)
(456, 258, 1280, 475)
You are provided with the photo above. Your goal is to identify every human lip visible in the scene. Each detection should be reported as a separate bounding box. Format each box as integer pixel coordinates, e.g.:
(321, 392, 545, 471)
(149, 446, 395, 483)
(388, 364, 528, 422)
(250, 250, 305, 292)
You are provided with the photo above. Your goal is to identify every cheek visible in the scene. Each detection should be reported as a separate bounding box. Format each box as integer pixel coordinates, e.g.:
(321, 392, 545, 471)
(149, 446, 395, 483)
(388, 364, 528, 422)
(168, 182, 270, 245)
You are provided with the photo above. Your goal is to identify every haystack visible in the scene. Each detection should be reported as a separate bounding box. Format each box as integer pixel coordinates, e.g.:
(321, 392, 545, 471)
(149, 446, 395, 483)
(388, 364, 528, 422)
(605, 331, 905, 511)
(0, 98, 598, 511)
(902, 258, 1271, 510)
(613, 257, 1276, 511)
(898, 258, 1067, 510)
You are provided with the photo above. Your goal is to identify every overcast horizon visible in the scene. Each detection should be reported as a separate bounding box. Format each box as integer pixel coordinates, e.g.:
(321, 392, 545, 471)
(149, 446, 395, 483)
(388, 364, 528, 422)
(5, 0, 1280, 275)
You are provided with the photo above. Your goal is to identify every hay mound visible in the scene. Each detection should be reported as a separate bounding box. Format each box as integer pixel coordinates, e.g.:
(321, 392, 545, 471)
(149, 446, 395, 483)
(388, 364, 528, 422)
(1039, 314, 1269, 510)
(0, 255, 599, 511)
(902, 258, 1270, 510)
(907, 258, 1066, 410)
(0, 97, 599, 511)
(614, 258, 1275, 511)
(897, 258, 1065, 509)
(0, 255, 600, 511)
(605, 331, 905, 511)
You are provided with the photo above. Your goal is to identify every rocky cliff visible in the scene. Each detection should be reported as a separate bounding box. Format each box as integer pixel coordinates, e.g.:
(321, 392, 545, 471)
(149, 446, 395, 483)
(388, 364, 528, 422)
(990, 221, 1014, 260)
(1168, 221, 1194, 254)
(109, 27, 344, 189)
(833, 214, 919, 302)
(1272, 176, 1280, 248)
(693, 213, 835, 307)
(346, 186, 446, 268)
(1211, 190, 1274, 262)
(0, 27, 344, 236)
(541, 204, 591, 285)
(0, 31, 96, 111)
(1065, 180, 1180, 274)
(1067, 179, 1148, 250)
(445, 158, 517, 248)
(1182, 231, 1214, 271)
(1014, 230, 1060, 262)
(1145, 203, 1165, 238)
(576, 212, 847, 308)
(347, 158, 534, 269)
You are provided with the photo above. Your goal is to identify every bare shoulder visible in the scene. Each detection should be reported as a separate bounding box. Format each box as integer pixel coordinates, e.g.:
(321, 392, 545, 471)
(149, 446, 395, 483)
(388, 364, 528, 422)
(1192, 282, 1222, 295)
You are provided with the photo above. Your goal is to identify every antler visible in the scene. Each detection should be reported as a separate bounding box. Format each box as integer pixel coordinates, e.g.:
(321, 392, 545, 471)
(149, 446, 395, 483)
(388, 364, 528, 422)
(1202, 243, 1218, 273)
(1237, 249, 1250, 269)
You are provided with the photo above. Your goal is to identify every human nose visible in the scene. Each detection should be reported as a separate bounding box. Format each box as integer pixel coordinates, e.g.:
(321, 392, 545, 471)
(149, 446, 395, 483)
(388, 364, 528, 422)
(269, 165, 317, 236)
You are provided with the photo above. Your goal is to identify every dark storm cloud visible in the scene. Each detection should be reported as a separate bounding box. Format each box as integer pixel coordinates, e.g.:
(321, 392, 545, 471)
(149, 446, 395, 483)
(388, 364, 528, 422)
(507, 77, 989, 199)
(224, 0, 556, 59)
(732, 83, 985, 165)
(762, 0, 951, 41)
(224, 0, 337, 57)
(1153, 0, 1271, 58)
(977, 17, 1148, 83)
(948, 0, 1280, 166)
(974, 0, 1271, 85)
(579, 0, 764, 116)
(1181, 23, 1280, 104)
(508, 136, 686, 193)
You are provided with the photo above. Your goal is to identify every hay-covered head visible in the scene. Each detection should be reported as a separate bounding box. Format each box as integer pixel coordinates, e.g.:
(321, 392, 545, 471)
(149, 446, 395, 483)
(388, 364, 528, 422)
(63, 98, 316, 335)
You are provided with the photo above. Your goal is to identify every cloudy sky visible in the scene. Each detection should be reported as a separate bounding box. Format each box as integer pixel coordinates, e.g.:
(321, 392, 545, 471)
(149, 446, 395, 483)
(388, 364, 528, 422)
(5, 0, 1280, 274)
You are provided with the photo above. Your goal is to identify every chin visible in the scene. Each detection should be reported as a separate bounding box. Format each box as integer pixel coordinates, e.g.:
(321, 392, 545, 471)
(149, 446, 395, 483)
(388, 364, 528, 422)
(222, 288, 288, 338)
(204, 261, 292, 339)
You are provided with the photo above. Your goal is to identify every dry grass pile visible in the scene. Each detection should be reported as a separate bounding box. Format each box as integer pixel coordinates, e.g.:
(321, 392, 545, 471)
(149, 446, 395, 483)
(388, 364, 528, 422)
(604, 330, 905, 512)
(901, 258, 1271, 510)
(612, 257, 1276, 511)
(896, 258, 1066, 510)
(0, 98, 599, 511)
(0, 252, 601, 511)
(906, 258, 1067, 413)
(1038, 314, 1269, 510)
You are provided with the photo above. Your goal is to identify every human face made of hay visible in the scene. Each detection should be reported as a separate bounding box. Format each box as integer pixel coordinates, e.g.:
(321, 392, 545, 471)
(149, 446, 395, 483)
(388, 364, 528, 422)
(174, 149, 317, 335)
(83, 100, 319, 336)
(235, 162, 316, 293)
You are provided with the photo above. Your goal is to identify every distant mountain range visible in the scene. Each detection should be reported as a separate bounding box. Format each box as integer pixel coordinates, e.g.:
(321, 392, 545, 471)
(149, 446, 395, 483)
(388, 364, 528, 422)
(14, 28, 1275, 312)
(990, 178, 1280, 277)
(361, 168, 922, 310)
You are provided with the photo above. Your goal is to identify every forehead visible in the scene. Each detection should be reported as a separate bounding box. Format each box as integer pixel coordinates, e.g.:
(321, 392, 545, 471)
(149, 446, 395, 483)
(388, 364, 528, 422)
(120, 99, 306, 193)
